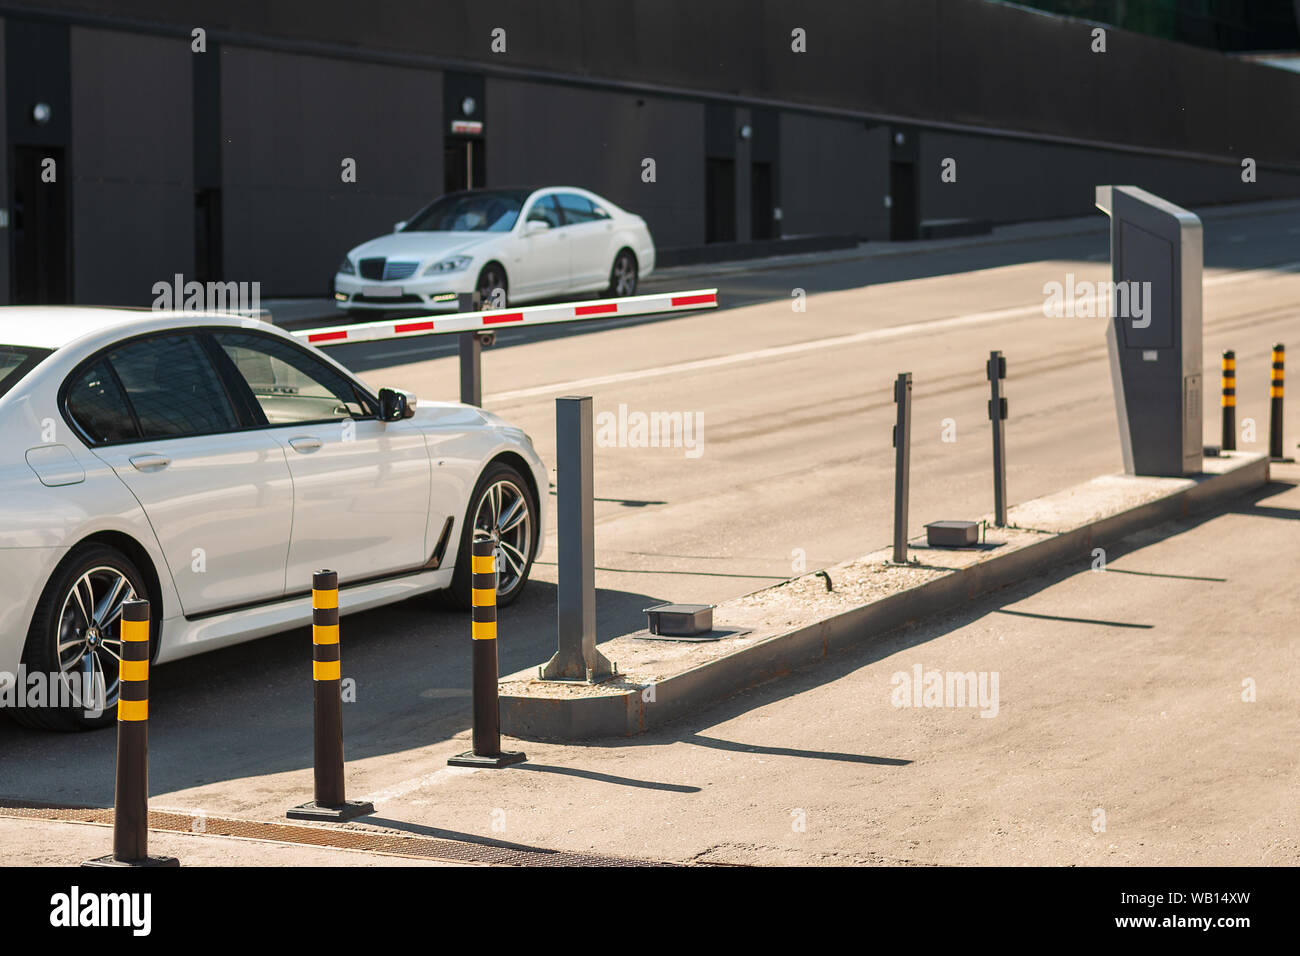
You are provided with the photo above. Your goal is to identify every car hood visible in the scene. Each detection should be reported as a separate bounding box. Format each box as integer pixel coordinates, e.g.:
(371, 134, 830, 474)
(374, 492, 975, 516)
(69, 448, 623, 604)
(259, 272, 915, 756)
(346, 231, 499, 264)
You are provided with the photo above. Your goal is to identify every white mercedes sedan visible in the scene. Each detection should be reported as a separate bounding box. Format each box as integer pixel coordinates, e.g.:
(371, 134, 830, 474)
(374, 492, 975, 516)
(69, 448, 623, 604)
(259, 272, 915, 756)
(0, 308, 545, 730)
(333, 186, 655, 313)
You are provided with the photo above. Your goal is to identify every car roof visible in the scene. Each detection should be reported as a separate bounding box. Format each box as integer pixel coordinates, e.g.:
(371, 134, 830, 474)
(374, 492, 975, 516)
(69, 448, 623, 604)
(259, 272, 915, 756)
(0, 306, 268, 351)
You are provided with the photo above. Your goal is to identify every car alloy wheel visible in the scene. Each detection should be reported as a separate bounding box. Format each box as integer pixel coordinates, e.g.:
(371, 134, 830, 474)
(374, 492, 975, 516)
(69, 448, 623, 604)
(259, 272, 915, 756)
(470, 477, 533, 601)
(477, 265, 508, 309)
(56, 566, 137, 716)
(610, 250, 638, 297)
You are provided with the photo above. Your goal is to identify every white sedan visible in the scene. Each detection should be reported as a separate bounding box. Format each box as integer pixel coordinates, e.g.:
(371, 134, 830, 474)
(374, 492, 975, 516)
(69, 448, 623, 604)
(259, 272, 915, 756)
(334, 186, 655, 313)
(0, 308, 546, 730)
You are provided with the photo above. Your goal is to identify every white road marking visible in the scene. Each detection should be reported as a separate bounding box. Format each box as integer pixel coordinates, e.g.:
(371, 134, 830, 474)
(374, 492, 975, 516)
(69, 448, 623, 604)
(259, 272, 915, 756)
(483, 260, 1300, 404)
(360, 766, 477, 805)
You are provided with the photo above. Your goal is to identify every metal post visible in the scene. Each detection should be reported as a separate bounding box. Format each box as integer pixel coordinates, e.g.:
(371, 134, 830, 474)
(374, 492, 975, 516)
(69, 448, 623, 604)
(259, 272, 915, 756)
(892, 373, 912, 564)
(1269, 343, 1285, 460)
(287, 570, 373, 821)
(458, 291, 483, 407)
(449, 540, 525, 767)
(83, 599, 178, 867)
(987, 351, 1008, 527)
(542, 396, 613, 681)
(1221, 350, 1236, 451)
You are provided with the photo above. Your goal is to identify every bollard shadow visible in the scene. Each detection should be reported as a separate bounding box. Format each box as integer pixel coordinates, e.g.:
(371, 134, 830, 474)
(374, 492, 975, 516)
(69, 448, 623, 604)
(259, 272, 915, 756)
(0, 577, 672, 810)
(513, 763, 701, 792)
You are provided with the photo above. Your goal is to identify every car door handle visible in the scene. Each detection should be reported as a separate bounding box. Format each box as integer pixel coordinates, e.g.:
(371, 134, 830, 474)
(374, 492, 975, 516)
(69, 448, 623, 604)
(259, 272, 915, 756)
(129, 454, 171, 472)
(288, 436, 323, 453)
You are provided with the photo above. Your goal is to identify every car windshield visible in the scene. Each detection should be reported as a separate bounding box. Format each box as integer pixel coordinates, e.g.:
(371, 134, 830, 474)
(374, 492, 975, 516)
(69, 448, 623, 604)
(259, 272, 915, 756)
(0, 345, 53, 400)
(402, 190, 529, 232)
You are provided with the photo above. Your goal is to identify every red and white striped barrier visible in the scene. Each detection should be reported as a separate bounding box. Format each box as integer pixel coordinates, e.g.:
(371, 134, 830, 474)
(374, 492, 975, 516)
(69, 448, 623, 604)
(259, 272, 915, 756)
(293, 288, 718, 347)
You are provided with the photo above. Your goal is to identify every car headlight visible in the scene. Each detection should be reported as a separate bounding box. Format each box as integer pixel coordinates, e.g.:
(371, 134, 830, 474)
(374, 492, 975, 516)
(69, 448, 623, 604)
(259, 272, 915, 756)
(422, 256, 473, 275)
(338, 257, 355, 275)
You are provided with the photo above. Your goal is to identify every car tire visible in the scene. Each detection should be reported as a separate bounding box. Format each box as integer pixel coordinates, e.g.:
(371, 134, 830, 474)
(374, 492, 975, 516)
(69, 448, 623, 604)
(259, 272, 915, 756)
(9, 544, 152, 732)
(476, 264, 508, 310)
(606, 249, 638, 298)
(439, 461, 538, 611)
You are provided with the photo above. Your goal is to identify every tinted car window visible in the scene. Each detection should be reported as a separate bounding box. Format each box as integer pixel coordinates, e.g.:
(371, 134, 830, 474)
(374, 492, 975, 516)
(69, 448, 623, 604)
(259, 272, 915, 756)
(213, 331, 374, 425)
(107, 334, 238, 439)
(66, 360, 139, 444)
(555, 193, 600, 224)
(526, 195, 562, 228)
(403, 190, 526, 232)
(0, 346, 53, 400)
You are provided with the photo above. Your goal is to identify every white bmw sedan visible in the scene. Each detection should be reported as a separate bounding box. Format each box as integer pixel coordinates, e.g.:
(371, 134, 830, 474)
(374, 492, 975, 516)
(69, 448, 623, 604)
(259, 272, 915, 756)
(0, 308, 545, 730)
(334, 186, 655, 313)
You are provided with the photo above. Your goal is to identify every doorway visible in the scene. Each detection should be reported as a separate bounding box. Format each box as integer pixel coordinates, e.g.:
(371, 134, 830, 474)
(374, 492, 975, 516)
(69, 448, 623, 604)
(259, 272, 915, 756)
(706, 157, 736, 243)
(889, 161, 919, 241)
(444, 137, 485, 193)
(11, 146, 70, 304)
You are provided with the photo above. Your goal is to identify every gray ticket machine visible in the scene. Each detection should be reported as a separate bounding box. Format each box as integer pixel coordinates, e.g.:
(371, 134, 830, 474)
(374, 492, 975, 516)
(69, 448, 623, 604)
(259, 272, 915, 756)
(1095, 185, 1203, 476)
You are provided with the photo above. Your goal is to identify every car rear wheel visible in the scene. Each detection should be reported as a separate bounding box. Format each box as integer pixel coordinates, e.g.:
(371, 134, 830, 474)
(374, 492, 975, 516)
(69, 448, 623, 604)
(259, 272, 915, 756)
(476, 264, 508, 310)
(606, 249, 638, 298)
(10, 544, 151, 731)
(441, 462, 537, 610)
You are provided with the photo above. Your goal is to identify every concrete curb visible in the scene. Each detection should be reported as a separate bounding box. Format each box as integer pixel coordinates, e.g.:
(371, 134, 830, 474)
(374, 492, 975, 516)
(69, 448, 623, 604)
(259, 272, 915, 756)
(501, 454, 1269, 741)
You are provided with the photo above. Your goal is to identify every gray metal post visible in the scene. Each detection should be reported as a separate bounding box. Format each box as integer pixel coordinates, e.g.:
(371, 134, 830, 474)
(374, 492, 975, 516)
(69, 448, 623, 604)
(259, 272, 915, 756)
(892, 372, 912, 564)
(457, 291, 483, 407)
(987, 351, 1008, 527)
(542, 396, 613, 682)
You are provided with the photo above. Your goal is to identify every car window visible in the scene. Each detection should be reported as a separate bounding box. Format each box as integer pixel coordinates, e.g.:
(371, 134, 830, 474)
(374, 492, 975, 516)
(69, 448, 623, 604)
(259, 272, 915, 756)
(555, 193, 601, 224)
(65, 360, 139, 444)
(0, 345, 52, 400)
(402, 190, 525, 232)
(526, 194, 562, 228)
(213, 331, 374, 425)
(105, 334, 238, 440)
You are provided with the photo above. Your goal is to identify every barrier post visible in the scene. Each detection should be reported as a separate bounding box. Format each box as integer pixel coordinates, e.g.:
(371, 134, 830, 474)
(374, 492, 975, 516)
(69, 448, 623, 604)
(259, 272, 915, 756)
(449, 540, 526, 768)
(1221, 350, 1236, 452)
(892, 373, 912, 564)
(542, 396, 613, 681)
(458, 291, 484, 406)
(83, 599, 178, 867)
(287, 570, 374, 821)
(1269, 344, 1287, 461)
(987, 351, 1008, 527)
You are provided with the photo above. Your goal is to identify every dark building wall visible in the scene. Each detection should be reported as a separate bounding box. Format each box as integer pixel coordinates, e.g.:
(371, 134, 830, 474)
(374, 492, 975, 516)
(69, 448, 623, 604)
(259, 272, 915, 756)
(220, 46, 443, 296)
(70, 26, 192, 305)
(485, 78, 704, 251)
(778, 114, 889, 240)
(918, 130, 1300, 225)
(0, 18, 8, 306)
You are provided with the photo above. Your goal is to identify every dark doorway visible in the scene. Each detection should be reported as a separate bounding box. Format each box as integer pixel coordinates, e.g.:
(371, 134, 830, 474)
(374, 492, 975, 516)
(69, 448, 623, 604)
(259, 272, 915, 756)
(750, 161, 774, 241)
(195, 189, 223, 284)
(444, 137, 485, 193)
(11, 146, 70, 304)
(706, 157, 736, 243)
(889, 161, 919, 241)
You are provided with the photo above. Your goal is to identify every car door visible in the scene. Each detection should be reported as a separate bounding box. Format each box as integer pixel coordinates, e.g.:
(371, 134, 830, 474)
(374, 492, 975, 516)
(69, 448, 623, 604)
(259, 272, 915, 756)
(68, 332, 295, 616)
(510, 193, 570, 298)
(210, 330, 432, 588)
(555, 192, 613, 291)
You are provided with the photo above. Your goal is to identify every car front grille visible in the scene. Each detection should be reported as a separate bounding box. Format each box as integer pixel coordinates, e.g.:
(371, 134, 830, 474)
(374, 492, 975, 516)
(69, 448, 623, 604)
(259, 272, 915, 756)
(359, 257, 385, 280)
(383, 261, 419, 280)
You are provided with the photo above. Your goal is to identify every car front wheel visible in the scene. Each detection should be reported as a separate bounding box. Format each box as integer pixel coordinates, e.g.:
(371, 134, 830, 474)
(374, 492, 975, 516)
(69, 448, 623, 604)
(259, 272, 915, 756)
(606, 249, 638, 298)
(11, 544, 151, 731)
(476, 264, 508, 310)
(442, 462, 537, 610)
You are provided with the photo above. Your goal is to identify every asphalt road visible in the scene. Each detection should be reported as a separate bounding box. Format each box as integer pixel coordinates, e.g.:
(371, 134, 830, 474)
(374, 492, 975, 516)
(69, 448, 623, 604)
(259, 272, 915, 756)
(3, 200, 1299, 840)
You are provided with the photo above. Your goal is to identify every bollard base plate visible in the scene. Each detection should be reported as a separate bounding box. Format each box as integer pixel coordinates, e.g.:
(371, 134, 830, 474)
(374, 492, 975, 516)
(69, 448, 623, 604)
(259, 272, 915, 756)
(448, 750, 527, 769)
(82, 854, 179, 868)
(286, 800, 375, 822)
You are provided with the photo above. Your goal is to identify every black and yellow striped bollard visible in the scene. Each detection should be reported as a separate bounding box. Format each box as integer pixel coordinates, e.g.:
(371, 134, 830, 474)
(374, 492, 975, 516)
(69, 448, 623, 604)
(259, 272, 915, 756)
(287, 570, 374, 821)
(448, 540, 526, 768)
(1269, 344, 1293, 461)
(1221, 350, 1236, 452)
(83, 598, 178, 867)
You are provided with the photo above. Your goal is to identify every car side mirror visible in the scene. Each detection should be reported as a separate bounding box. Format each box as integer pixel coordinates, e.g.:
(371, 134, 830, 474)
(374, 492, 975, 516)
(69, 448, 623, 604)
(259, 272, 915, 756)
(378, 387, 415, 421)
(525, 219, 550, 235)
(393, 221, 407, 232)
